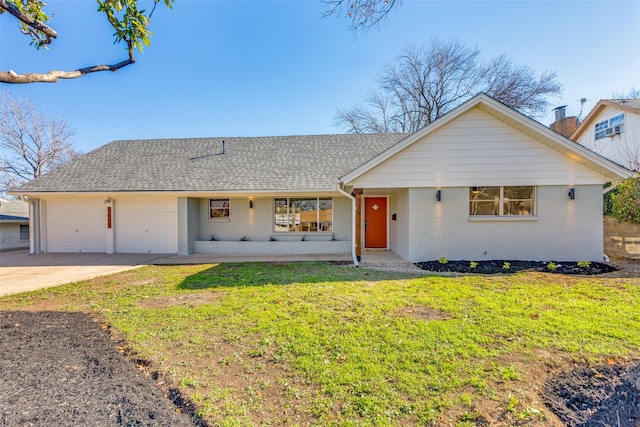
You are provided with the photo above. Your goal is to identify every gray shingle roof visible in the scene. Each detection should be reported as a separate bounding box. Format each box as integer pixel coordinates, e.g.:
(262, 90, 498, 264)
(13, 134, 407, 193)
(603, 98, 640, 112)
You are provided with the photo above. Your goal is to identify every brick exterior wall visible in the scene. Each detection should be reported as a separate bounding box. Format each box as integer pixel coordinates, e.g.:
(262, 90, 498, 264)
(550, 116, 580, 138)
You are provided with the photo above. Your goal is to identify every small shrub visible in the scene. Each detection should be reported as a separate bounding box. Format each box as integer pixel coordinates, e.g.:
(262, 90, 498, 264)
(469, 261, 478, 269)
(577, 260, 591, 268)
(438, 257, 448, 264)
(301, 235, 306, 241)
(502, 262, 511, 270)
(546, 262, 557, 271)
(209, 235, 218, 241)
(269, 236, 277, 241)
(240, 236, 249, 241)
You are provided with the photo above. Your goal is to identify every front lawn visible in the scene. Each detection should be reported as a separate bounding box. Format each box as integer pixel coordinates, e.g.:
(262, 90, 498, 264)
(1, 262, 639, 426)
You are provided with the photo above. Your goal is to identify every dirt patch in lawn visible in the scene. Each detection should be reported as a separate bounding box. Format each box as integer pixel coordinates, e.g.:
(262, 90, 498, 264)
(0, 311, 197, 426)
(393, 305, 452, 321)
(137, 292, 227, 309)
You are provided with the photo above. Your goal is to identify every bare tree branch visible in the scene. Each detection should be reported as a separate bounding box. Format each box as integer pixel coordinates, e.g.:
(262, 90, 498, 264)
(0, 57, 135, 84)
(322, 0, 402, 33)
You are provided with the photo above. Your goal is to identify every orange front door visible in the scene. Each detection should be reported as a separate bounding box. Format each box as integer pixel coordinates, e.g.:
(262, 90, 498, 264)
(364, 197, 387, 248)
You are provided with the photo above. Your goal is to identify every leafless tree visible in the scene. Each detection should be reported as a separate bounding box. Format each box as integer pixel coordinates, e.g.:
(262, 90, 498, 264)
(612, 87, 640, 99)
(0, 93, 80, 192)
(335, 39, 562, 133)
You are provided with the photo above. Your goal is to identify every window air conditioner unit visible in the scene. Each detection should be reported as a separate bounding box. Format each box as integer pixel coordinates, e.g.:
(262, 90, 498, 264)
(613, 125, 623, 134)
(605, 127, 615, 136)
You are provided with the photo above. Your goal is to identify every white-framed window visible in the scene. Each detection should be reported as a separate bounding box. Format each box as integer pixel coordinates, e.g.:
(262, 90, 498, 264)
(19, 224, 29, 241)
(274, 197, 332, 232)
(595, 114, 625, 140)
(209, 199, 230, 220)
(469, 186, 535, 216)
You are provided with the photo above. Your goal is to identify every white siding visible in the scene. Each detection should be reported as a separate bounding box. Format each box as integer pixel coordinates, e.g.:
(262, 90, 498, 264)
(404, 185, 604, 262)
(0, 223, 29, 251)
(353, 107, 605, 188)
(575, 105, 640, 170)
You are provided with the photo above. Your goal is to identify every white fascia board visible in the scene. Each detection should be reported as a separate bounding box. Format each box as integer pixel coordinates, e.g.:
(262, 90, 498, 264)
(9, 189, 344, 199)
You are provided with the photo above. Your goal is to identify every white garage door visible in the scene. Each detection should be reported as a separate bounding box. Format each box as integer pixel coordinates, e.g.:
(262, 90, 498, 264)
(115, 199, 177, 253)
(46, 199, 107, 253)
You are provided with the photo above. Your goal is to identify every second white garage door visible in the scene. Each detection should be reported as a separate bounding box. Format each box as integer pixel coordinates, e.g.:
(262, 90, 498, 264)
(115, 199, 177, 254)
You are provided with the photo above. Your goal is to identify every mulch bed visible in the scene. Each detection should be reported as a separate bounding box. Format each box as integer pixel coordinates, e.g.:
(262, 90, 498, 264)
(416, 260, 617, 275)
(0, 311, 196, 426)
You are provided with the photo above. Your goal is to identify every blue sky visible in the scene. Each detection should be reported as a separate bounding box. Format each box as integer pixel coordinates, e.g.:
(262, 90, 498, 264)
(1, 1, 639, 153)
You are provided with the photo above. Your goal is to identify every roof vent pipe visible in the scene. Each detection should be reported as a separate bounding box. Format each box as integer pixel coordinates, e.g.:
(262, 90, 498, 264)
(553, 105, 567, 122)
(222, 140, 226, 155)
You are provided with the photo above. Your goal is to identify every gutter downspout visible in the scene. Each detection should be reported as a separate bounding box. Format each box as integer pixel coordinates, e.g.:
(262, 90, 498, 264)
(337, 181, 359, 267)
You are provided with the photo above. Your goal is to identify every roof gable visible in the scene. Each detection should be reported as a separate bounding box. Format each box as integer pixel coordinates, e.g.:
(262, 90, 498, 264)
(571, 99, 640, 140)
(340, 94, 633, 185)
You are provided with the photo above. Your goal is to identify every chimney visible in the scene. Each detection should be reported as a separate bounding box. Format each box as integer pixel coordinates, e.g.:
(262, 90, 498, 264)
(550, 106, 580, 138)
(553, 105, 567, 122)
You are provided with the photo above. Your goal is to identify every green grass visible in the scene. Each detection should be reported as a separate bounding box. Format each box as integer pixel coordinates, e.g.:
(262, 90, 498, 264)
(1, 262, 639, 425)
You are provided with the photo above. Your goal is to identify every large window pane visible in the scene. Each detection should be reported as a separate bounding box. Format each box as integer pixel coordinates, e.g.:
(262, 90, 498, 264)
(318, 198, 332, 232)
(273, 198, 332, 233)
(274, 198, 289, 232)
(469, 186, 535, 216)
(291, 199, 317, 232)
(469, 187, 499, 215)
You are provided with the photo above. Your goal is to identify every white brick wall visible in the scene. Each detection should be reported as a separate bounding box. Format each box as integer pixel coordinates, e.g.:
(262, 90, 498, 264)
(404, 185, 604, 262)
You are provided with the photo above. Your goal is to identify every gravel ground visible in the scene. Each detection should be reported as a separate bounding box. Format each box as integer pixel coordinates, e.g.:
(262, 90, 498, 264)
(0, 311, 196, 427)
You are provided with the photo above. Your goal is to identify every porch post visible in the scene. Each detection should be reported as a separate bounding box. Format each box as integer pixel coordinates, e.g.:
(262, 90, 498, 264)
(353, 188, 363, 262)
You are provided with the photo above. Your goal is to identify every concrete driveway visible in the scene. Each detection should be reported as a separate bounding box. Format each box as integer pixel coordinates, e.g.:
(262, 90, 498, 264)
(0, 250, 168, 296)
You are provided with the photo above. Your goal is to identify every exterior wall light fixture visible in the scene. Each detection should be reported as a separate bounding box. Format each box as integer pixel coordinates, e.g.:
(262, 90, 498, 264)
(568, 188, 575, 200)
(436, 190, 442, 202)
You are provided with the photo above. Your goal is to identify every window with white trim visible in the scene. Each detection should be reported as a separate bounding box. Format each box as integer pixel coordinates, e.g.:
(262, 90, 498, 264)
(595, 114, 625, 140)
(469, 187, 535, 216)
(274, 198, 332, 232)
(209, 199, 230, 220)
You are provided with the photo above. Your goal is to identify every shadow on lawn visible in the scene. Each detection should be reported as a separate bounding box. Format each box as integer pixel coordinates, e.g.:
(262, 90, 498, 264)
(177, 261, 419, 290)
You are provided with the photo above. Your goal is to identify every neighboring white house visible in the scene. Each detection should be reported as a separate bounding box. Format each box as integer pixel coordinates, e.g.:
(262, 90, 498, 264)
(0, 197, 30, 251)
(10, 94, 633, 263)
(571, 99, 640, 171)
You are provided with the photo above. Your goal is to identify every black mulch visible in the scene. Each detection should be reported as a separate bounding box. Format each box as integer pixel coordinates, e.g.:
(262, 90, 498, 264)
(543, 361, 640, 427)
(416, 260, 617, 275)
(0, 311, 196, 427)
